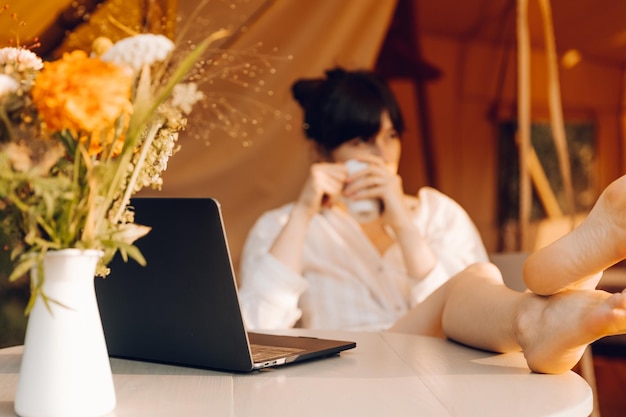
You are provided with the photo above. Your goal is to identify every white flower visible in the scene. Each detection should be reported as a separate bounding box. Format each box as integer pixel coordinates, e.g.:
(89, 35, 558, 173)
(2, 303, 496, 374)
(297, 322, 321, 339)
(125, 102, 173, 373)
(100, 34, 175, 72)
(0, 74, 19, 99)
(171, 83, 205, 114)
(0, 47, 44, 71)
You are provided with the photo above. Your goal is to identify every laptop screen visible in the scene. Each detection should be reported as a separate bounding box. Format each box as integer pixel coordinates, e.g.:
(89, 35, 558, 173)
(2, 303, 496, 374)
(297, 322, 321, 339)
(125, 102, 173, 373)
(96, 197, 255, 371)
(95, 197, 356, 372)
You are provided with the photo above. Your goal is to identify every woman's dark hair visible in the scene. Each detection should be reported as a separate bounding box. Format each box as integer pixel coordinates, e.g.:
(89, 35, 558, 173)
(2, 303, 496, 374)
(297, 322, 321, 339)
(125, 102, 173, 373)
(291, 67, 404, 152)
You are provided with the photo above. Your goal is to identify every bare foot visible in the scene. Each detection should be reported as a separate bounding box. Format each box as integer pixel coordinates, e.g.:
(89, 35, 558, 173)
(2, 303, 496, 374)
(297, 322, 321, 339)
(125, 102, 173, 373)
(523, 175, 626, 295)
(515, 289, 626, 374)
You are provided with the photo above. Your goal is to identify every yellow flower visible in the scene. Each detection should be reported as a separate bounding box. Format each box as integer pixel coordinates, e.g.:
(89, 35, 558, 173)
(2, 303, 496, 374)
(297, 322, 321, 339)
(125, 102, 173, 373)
(31, 51, 133, 145)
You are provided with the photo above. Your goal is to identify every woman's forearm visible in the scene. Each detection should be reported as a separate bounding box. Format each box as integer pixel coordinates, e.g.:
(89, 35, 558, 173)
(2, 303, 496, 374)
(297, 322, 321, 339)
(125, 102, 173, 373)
(394, 224, 438, 281)
(268, 204, 314, 272)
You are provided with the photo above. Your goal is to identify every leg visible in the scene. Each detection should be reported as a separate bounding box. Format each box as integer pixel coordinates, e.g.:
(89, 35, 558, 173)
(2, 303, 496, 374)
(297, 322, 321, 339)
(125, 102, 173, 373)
(391, 262, 520, 352)
(524, 174, 626, 295)
(392, 262, 626, 374)
(390, 275, 454, 337)
(439, 263, 525, 353)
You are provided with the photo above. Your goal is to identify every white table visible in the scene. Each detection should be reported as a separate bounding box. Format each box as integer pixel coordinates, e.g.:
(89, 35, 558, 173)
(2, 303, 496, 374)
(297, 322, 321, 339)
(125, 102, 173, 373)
(0, 329, 592, 417)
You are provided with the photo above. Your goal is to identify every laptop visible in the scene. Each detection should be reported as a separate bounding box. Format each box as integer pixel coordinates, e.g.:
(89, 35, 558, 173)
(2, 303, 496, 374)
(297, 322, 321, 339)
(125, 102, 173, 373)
(95, 197, 356, 373)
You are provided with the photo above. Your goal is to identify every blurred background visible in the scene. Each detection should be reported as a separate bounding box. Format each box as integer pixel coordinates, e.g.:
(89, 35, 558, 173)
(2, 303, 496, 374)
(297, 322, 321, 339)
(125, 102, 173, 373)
(1, 0, 625, 350)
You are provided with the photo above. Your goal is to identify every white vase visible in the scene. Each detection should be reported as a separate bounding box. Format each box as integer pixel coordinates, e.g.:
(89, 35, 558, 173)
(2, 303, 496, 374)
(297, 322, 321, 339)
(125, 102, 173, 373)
(14, 249, 116, 417)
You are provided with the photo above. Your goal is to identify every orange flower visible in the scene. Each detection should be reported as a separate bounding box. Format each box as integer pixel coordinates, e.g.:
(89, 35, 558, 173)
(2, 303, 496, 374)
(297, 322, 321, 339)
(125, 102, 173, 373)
(31, 51, 133, 149)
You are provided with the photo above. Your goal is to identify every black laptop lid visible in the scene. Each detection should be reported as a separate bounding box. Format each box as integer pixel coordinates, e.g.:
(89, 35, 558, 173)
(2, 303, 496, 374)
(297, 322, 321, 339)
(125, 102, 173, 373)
(95, 197, 255, 372)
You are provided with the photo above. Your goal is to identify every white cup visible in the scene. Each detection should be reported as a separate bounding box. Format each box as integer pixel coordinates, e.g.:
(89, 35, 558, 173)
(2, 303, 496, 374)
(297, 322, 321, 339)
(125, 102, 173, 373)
(344, 159, 380, 223)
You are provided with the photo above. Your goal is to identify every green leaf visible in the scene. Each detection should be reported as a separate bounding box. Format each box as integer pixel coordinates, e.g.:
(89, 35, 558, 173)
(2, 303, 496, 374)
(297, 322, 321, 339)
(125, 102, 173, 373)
(8, 257, 36, 282)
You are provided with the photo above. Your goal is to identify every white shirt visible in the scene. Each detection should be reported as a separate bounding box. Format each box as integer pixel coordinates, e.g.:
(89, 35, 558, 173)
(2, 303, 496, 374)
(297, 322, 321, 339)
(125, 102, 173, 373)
(238, 187, 488, 331)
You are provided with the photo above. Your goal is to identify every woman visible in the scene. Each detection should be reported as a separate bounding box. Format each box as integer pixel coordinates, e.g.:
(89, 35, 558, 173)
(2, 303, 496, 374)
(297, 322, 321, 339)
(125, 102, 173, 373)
(238, 67, 489, 331)
(238, 67, 626, 375)
(241, 68, 626, 373)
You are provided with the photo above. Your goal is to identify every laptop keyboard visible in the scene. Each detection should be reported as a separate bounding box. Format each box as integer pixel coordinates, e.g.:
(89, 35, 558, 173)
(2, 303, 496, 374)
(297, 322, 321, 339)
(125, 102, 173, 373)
(250, 344, 306, 362)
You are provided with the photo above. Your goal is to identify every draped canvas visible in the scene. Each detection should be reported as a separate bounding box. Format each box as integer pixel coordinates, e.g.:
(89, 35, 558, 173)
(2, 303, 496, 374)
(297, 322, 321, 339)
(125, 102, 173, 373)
(142, 0, 398, 271)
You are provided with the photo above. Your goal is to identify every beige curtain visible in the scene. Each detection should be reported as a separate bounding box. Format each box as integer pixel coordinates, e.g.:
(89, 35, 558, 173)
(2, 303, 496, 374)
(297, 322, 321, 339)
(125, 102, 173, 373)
(141, 0, 398, 270)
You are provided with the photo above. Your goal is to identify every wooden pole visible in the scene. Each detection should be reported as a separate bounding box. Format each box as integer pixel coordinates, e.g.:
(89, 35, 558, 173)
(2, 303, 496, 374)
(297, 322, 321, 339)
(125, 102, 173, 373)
(516, 0, 531, 251)
(537, 0, 576, 222)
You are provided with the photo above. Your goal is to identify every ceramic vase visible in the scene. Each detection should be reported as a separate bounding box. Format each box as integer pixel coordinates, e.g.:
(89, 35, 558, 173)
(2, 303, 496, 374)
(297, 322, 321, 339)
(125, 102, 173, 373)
(14, 249, 116, 417)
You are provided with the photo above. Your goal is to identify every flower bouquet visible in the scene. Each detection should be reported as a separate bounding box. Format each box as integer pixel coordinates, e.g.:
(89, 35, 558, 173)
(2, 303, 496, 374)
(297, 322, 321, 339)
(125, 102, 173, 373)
(0, 28, 228, 417)
(0, 29, 227, 310)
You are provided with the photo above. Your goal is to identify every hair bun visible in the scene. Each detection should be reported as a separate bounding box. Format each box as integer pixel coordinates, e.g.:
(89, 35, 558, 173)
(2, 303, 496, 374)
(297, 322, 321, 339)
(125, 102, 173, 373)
(324, 67, 348, 81)
(291, 78, 323, 110)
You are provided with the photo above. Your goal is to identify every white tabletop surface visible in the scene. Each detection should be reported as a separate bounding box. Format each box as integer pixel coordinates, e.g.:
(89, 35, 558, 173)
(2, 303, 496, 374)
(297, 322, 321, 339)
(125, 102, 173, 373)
(0, 329, 592, 417)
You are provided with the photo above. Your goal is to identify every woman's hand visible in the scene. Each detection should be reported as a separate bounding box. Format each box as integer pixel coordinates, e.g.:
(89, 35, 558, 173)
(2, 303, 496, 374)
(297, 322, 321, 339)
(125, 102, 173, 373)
(295, 162, 348, 217)
(269, 162, 347, 272)
(342, 155, 412, 230)
(343, 155, 437, 280)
